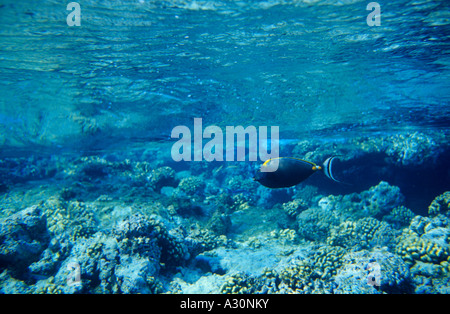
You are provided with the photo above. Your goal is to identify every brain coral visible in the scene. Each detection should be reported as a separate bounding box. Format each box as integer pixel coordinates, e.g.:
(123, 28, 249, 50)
(327, 217, 395, 250)
(395, 215, 449, 269)
(311, 245, 346, 280)
(396, 230, 449, 265)
(296, 207, 341, 242)
(428, 192, 450, 217)
(220, 272, 257, 294)
(383, 205, 415, 228)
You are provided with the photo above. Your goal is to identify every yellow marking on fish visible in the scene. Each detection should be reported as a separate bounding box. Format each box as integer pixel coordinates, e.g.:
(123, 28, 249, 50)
(262, 157, 317, 167)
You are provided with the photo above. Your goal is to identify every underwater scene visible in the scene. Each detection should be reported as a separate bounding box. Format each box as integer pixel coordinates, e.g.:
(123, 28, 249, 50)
(0, 0, 449, 295)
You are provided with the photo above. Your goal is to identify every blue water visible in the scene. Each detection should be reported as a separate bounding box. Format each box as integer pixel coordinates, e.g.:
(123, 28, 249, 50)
(0, 0, 449, 294)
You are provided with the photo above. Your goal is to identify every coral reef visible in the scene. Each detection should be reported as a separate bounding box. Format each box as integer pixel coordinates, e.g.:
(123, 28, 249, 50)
(334, 249, 412, 294)
(206, 211, 232, 235)
(395, 215, 450, 267)
(282, 199, 308, 218)
(148, 166, 178, 192)
(42, 197, 98, 240)
(351, 131, 445, 166)
(310, 245, 346, 280)
(327, 217, 395, 250)
(296, 207, 341, 242)
(384, 132, 443, 166)
(0, 140, 449, 294)
(0, 206, 49, 277)
(383, 205, 416, 228)
(178, 176, 205, 196)
(318, 181, 404, 220)
(277, 259, 314, 293)
(0, 156, 58, 185)
(220, 272, 258, 294)
(393, 212, 450, 294)
(428, 192, 450, 216)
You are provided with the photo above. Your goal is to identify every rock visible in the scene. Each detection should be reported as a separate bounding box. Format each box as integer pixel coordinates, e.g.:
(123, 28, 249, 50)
(317, 181, 405, 220)
(0, 205, 49, 275)
(115, 255, 159, 294)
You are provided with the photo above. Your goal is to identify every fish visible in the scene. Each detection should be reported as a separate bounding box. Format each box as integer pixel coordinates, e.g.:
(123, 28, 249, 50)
(253, 156, 342, 188)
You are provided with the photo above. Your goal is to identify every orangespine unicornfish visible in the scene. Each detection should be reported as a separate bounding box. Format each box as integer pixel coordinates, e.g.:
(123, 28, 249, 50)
(253, 156, 342, 188)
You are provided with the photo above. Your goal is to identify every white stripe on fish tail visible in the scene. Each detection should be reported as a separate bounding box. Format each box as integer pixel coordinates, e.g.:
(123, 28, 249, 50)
(323, 156, 340, 183)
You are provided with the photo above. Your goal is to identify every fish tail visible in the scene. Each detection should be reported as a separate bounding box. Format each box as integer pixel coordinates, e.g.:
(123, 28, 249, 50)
(322, 156, 341, 183)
